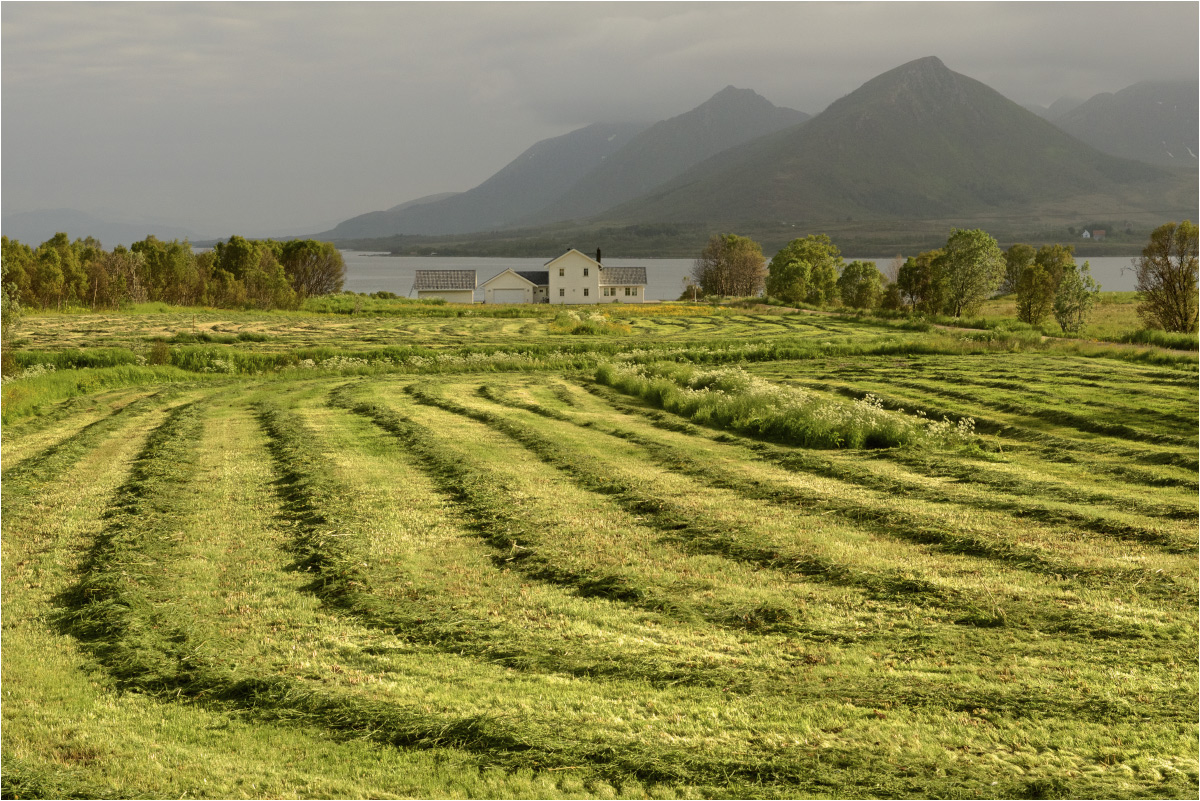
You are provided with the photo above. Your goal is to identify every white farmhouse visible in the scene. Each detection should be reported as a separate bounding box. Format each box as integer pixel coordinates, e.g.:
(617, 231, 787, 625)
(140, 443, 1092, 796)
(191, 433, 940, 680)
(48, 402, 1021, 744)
(541, 248, 647, 304)
(413, 270, 476, 303)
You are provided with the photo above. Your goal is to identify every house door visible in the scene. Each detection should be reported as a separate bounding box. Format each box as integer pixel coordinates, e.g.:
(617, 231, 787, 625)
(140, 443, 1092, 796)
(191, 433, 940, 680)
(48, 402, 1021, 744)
(492, 289, 527, 304)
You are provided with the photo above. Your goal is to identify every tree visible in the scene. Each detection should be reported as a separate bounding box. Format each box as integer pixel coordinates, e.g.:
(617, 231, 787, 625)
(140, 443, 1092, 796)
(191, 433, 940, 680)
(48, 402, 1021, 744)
(692, 234, 766, 297)
(1002, 243, 1034, 294)
(1134, 221, 1198, 332)
(1053, 261, 1100, 335)
(895, 249, 944, 314)
(836, 260, 884, 309)
(766, 234, 841, 305)
(280, 239, 346, 298)
(940, 228, 1004, 317)
(1015, 262, 1056, 325)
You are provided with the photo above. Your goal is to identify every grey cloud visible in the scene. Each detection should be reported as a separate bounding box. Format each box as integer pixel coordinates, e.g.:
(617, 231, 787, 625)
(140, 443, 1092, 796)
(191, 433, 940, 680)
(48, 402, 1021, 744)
(3, 2, 1196, 237)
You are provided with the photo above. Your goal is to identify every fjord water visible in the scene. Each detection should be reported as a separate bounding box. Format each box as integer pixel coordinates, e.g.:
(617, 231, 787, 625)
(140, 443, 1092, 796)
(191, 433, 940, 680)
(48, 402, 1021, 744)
(341, 251, 1139, 301)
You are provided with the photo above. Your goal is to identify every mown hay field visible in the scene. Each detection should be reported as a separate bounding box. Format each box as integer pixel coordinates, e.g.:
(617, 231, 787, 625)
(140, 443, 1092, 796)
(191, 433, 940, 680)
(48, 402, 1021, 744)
(2, 304, 1197, 799)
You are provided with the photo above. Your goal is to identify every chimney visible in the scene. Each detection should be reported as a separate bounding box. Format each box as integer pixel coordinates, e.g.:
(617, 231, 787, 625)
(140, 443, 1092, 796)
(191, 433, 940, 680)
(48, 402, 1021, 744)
(595, 247, 602, 264)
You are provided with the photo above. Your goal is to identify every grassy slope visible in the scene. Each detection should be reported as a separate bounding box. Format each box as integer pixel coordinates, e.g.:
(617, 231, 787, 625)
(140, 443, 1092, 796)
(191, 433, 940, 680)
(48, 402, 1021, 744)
(1, 303, 1196, 798)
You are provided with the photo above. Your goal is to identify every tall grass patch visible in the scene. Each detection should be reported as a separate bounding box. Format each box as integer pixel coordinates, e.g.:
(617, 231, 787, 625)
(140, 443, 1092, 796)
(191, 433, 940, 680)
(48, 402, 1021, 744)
(595, 361, 974, 449)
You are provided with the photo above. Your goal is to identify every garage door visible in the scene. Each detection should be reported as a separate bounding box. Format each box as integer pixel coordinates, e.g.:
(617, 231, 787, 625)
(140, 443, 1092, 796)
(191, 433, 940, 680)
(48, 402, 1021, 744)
(492, 288, 527, 304)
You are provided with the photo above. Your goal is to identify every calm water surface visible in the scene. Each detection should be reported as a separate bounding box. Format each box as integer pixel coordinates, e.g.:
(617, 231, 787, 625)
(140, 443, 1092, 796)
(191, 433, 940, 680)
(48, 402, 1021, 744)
(341, 251, 1139, 300)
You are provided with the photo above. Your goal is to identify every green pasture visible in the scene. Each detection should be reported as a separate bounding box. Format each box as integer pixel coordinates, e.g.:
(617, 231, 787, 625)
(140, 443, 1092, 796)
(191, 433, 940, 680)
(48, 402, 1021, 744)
(2, 302, 1197, 798)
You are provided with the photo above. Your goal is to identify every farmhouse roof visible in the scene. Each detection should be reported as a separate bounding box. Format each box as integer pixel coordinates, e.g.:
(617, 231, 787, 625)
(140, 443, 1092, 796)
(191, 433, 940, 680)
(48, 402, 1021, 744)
(544, 248, 601, 268)
(598, 266, 647, 286)
(413, 269, 476, 291)
(480, 268, 541, 288)
(515, 270, 550, 286)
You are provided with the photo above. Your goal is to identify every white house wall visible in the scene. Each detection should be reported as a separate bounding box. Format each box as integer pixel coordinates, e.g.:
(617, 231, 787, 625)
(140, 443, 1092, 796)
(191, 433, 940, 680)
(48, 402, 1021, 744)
(482, 270, 537, 304)
(597, 285, 645, 304)
(547, 250, 600, 305)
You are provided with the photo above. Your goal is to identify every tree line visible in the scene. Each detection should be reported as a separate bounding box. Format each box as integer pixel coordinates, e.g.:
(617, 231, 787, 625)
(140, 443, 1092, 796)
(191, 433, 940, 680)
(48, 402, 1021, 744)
(1, 233, 345, 312)
(689, 221, 1198, 334)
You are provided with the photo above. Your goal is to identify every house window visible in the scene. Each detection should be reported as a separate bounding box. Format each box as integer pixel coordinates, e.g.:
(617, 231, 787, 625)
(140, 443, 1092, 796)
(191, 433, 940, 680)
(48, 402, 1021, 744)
(559, 268, 564, 276)
(632, 287, 638, 296)
(624, 287, 631, 296)
(584, 267, 589, 277)
(583, 288, 589, 297)
(559, 288, 565, 297)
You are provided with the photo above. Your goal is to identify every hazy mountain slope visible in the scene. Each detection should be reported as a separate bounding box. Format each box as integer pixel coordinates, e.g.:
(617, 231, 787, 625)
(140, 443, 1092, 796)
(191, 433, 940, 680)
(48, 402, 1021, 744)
(1052, 81, 1199, 168)
(324, 122, 647, 238)
(1, 209, 200, 248)
(1026, 95, 1086, 121)
(604, 57, 1182, 225)
(319, 193, 460, 240)
(526, 86, 808, 224)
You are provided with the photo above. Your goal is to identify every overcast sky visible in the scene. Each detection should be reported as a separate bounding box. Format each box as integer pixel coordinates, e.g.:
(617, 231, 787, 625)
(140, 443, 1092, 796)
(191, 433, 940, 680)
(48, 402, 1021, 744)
(3, 1, 1197, 237)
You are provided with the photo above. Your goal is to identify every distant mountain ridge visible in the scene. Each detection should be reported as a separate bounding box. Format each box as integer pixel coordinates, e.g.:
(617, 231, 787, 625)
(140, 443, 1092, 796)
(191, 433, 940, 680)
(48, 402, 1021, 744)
(321, 86, 807, 240)
(603, 57, 1190, 225)
(521, 86, 809, 225)
(1052, 81, 1199, 168)
(321, 122, 649, 238)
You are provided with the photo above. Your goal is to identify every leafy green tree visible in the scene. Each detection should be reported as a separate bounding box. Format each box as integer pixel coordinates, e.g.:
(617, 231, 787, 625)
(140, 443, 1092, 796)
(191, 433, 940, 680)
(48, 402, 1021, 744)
(895, 249, 944, 313)
(212, 235, 262, 282)
(243, 248, 298, 309)
(1015, 261, 1056, 325)
(1, 236, 34, 304)
(1053, 261, 1100, 335)
(836, 260, 884, 309)
(132, 236, 199, 305)
(940, 228, 1004, 317)
(280, 239, 346, 298)
(693, 234, 766, 297)
(1, 280, 21, 346)
(766, 234, 841, 305)
(1135, 221, 1198, 333)
(1002, 243, 1034, 293)
(30, 247, 65, 308)
(880, 283, 903, 311)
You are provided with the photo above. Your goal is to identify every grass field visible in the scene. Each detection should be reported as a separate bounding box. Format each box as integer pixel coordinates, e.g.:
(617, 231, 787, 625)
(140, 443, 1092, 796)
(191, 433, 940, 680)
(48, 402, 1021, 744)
(2, 299, 1197, 798)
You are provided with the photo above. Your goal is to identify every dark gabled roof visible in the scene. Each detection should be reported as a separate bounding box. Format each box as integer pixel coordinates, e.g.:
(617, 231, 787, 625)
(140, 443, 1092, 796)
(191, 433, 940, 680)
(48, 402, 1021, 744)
(515, 270, 549, 286)
(598, 265, 647, 286)
(413, 269, 476, 291)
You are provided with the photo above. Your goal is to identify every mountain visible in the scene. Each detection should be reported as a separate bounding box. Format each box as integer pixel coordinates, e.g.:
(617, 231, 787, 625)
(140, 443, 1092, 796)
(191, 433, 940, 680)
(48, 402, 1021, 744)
(602, 57, 1191, 225)
(322, 122, 648, 239)
(319, 192, 460, 240)
(1050, 81, 1199, 168)
(1025, 95, 1086, 121)
(1, 208, 202, 248)
(522, 86, 808, 225)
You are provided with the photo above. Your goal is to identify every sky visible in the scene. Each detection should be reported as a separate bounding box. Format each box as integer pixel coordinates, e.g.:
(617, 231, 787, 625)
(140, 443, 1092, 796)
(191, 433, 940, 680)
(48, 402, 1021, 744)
(2, 1, 1197, 238)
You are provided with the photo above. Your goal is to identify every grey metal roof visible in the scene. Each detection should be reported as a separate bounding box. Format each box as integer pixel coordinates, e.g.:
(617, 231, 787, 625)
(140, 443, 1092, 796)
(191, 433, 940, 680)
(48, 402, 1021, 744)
(514, 270, 549, 286)
(413, 270, 476, 291)
(598, 266, 647, 286)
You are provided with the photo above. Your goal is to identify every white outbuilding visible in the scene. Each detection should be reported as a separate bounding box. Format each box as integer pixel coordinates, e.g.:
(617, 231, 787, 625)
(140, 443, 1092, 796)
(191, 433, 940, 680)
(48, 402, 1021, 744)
(413, 270, 477, 303)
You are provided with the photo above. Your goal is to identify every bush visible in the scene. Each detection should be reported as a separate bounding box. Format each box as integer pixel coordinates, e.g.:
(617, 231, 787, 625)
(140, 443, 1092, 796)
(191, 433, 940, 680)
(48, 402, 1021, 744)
(148, 341, 171, 365)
